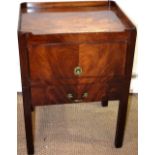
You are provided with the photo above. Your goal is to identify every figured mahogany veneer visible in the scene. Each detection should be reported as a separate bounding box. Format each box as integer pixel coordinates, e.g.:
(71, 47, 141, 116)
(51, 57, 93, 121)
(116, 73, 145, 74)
(18, 1, 137, 154)
(29, 42, 127, 105)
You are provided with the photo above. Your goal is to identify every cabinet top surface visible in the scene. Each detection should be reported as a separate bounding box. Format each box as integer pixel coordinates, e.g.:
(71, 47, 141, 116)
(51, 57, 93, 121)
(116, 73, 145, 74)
(19, 1, 135, 35)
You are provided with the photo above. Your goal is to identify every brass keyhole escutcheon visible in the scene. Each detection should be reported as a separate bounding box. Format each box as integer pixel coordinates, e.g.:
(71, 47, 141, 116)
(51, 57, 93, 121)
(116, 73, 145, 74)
(74, 66, 83, 76)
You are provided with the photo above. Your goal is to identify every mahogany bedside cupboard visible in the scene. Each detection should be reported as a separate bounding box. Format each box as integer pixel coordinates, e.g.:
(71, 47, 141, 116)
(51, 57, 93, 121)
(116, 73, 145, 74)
(18, 1, 137, 154)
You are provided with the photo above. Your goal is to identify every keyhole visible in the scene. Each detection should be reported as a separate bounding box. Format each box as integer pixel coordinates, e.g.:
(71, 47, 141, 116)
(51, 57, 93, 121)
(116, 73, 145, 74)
(74, 66, 82, 76)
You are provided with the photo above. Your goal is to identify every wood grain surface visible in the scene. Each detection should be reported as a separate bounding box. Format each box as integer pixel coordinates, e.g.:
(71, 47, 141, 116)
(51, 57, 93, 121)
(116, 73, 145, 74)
(18, 1, 137, 154)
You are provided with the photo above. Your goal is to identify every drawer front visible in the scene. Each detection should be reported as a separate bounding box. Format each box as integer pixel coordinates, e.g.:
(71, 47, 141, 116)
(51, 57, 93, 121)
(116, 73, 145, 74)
(31, 83, 109, 105)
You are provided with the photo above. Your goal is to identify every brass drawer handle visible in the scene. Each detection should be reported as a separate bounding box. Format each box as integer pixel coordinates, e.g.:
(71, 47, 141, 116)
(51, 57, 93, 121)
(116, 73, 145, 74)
(67, 92, 88, 102)
(67, 93, 73, 99)
(74, 66, 83, 76)
(83, 92, 88, 98)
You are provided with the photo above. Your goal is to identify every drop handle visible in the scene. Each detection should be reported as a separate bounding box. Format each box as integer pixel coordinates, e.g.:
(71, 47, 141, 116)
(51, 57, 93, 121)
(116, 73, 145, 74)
(67, 94, 83, 103)
(67, 93, 73, 99)
(82, 92, 88, 98)
(74, 92, 88, 103)
(67, 92, 88, 103)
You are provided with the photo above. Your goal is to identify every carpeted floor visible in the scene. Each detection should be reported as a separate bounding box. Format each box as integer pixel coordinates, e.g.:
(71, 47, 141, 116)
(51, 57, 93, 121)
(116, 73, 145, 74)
(17, 93, 138, 155)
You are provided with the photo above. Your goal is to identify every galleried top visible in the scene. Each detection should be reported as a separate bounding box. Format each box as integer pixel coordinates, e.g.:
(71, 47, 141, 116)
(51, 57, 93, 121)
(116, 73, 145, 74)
(18, 1, 136, 34)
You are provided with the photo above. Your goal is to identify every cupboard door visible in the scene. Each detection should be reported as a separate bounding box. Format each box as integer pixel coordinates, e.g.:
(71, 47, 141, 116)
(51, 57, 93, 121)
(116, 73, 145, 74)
(28, 44, 78, 85)
(79, 42, 127, 78)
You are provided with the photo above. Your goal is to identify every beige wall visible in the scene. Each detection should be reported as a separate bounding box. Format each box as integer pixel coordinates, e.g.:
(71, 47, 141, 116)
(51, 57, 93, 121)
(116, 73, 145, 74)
(133, 41, 138, 76)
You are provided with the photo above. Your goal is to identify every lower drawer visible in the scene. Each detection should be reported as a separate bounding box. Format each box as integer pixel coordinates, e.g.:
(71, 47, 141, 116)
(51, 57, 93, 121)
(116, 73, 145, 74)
(31, 83, 108, 106)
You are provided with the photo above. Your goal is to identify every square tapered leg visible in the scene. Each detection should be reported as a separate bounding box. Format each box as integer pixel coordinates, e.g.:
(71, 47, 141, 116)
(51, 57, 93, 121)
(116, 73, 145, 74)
(22, 88, 34, 154)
